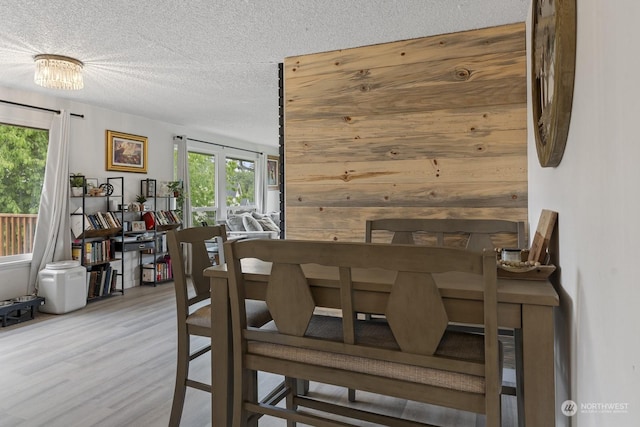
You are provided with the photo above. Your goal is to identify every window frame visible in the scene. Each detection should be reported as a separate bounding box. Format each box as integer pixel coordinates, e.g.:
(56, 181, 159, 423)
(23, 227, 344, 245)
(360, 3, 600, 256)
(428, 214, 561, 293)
(186, 149, 219, 226)
(223, 154, 258, 216)
(183, 140, 260, 225)
(0, 111, 51, 266)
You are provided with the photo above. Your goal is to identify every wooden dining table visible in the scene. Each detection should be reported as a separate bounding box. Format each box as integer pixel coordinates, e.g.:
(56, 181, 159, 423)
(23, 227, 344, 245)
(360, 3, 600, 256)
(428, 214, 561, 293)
(205, 258, 559, 427)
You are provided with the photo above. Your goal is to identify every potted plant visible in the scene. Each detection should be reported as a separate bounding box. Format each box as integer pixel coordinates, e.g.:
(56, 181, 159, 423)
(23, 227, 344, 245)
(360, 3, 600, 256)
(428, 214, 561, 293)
(70, 173, 84, 197)
(136, 194, 148, 211)
(167, 181, 185, 214)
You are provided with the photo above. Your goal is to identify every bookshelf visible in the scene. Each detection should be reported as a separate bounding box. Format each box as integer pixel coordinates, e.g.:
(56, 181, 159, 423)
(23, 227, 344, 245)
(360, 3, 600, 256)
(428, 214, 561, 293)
(70, 176, 124, 301)
(138, 179, 182, 286)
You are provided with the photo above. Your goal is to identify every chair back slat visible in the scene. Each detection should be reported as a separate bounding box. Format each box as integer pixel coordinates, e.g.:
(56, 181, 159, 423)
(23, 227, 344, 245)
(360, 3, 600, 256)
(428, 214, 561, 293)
(366, 218, 526, 251)
(167, 225, 227, 317)
(339, 266, 356, 345)
(266, 262, 315, 336)
(227, 239, 484, 274)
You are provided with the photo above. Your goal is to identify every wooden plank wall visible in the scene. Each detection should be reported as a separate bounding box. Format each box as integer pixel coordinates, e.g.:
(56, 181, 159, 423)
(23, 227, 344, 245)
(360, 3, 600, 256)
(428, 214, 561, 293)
(283, 23, 527, 243)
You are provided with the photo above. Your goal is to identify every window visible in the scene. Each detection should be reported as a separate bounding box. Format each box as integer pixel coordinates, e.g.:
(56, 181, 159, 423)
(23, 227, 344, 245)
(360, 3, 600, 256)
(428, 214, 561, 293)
(188, 151, 216, 225)
(183, 142, 259, 227)
(225, 157, 256, 210)
(0, 123, 48, 257)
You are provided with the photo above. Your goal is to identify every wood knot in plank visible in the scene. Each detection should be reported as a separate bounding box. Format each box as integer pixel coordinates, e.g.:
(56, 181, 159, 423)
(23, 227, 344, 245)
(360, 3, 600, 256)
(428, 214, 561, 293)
(340, 171, 393, 182)
(430, 159, 441, 177)
(453, 68, 471, 81)
(354, 69, 370, 79)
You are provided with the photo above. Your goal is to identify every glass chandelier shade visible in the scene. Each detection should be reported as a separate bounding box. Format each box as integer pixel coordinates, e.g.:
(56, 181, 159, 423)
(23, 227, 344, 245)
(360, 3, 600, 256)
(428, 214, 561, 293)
(34, 54, 84, 90)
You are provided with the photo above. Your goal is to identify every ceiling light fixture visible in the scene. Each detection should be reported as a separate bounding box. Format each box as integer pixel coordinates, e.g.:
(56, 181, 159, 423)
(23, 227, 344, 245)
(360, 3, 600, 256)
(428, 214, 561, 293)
(33, 54, 84, 90)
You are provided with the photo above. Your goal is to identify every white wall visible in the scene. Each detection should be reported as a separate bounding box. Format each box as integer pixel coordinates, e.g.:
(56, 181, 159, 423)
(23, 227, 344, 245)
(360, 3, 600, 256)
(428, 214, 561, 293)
(527, 1, 640, 426)
(0, 85, 277, 298)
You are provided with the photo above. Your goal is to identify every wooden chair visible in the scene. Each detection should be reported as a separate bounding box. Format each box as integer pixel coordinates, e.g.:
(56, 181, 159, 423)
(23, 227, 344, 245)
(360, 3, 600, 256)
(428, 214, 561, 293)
(365, 218, 526, 401)
(225, 239, 502, 427)
(166, 226, 272, 427)
(365, 218, 526, 250)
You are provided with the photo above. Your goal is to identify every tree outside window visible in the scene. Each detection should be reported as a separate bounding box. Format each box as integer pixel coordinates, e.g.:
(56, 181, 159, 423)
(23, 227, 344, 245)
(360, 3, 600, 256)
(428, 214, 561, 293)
(188, 151, 216, 225)
(226, 157, 255, 209)
(0, 123, 48, 256)
(184, 151, 257, 226)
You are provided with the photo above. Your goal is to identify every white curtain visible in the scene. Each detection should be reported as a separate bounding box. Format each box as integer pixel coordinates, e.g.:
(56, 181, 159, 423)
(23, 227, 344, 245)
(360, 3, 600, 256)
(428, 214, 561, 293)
(256, 153, 267, 213)
(29, 110, 72, 291)
(174, 135, 192, 227)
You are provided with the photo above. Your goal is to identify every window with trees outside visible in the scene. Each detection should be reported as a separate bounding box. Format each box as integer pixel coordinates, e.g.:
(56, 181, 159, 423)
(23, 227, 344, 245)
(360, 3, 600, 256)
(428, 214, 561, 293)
(226, 157, 255, 210)
(0, 123, 48, 258)
(188, 151, 216, 226)
(185, 145, 258, 226)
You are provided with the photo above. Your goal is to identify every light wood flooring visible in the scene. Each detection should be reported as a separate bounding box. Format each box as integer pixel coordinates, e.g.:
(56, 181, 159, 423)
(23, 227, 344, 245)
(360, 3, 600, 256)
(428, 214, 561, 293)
(0, 284, 518, 427)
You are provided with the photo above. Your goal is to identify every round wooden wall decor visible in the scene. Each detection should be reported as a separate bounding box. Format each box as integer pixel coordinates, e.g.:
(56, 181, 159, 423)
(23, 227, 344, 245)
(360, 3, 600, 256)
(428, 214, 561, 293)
(531, 0, 576, 167)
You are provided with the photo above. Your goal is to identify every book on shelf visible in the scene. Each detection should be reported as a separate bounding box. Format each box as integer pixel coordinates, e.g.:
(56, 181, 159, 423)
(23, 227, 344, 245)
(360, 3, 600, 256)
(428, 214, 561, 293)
(86, 214, 100, 229)
(158, 234, 167, 252)
(82, 212, 121, 231)
(71, 207, 93, 238)
(78, 239, 113, 265)
(142, 211, 155, 230)
(101, 265, 113, 296)
(72, 245, 82, 262)
(98, 212, 112, 229)
(110, 269, 118, 292)
(85, 242, 93, 264)
(86, 265, 114, 298)
(87, 270, 98, 298)
(105, 211, 121, 228)
(141, 211, 181, 229)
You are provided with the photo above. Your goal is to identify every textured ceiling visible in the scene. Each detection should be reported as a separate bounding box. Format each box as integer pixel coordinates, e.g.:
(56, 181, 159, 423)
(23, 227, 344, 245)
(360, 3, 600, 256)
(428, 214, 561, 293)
(0, 0, 530, 147)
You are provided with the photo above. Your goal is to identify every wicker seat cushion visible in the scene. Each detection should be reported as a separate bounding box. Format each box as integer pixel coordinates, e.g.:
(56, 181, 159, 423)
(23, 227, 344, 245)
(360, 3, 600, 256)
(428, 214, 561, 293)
(186, 304, 211, 328)
(251, 315, 502, 394)
(186, 300, 271, 329)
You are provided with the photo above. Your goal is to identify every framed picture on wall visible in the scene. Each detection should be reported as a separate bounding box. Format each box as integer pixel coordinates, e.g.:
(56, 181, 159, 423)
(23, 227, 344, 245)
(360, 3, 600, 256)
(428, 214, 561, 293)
(85, 178, 98, 190)
(267, 156, 279, 189)
(106, 130, 148, 173)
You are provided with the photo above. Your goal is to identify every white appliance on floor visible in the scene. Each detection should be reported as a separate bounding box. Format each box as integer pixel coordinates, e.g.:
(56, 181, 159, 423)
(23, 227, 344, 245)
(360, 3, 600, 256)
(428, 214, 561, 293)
(38, 260, 87, 314)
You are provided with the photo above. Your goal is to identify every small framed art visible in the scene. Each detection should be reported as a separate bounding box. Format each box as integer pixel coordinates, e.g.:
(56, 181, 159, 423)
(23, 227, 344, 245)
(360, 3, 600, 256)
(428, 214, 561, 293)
(85, 178, 98, 190)
(131, 221, 147, 232)
(142, 179, 156, 197)
(106, 130, 148, 173)
(267, 155, 279, 189)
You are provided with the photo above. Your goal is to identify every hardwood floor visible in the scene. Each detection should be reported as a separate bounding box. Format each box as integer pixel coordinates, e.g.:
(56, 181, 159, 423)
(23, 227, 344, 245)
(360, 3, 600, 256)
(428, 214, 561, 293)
(0, 285, 518, 426)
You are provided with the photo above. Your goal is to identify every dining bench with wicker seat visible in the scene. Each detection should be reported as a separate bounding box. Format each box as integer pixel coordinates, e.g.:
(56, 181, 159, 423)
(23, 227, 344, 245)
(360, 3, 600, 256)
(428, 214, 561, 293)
(224, 238, 503, 427)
